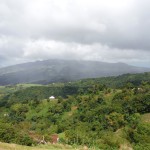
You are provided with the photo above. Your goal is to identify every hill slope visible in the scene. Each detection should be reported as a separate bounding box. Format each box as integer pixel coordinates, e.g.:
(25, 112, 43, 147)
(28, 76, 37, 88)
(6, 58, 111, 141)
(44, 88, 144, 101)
(0, 142, 75, 150)
(0, 59, 149, 85)
(0, 72, 150, 149)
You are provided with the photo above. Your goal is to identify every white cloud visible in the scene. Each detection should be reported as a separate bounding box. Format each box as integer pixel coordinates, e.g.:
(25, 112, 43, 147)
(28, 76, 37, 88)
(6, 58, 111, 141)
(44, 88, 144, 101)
(0, 0, 150, 67)
(22, 39, 150, 64)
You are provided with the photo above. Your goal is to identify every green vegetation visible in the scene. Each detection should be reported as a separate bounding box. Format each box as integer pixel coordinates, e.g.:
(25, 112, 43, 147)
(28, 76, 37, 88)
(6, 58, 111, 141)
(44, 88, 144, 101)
(0, 72, 150, 149)
(0, 84, 42, 96)
(0, 142, 76, 150)
(75, 72, 150, 88)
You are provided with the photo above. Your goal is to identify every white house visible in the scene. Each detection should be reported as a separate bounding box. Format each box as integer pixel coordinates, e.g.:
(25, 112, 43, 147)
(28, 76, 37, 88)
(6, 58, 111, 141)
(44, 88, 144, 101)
(49, 96, 55, 99)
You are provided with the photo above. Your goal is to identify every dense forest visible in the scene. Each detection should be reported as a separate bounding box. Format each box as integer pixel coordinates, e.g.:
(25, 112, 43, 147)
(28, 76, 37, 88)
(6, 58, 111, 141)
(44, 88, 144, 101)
(0, 72, 150, 149)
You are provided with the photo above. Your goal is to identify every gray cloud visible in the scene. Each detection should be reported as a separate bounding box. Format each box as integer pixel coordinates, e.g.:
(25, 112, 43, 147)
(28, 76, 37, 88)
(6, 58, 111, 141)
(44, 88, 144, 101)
(0, 0, 150, 67)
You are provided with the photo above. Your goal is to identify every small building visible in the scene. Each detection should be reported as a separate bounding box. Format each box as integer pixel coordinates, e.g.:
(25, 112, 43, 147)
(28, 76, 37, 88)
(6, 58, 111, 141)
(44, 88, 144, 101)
(51, 134, 59, 144)
(49, 96, 55, 99)
(4, 113, 9, 117)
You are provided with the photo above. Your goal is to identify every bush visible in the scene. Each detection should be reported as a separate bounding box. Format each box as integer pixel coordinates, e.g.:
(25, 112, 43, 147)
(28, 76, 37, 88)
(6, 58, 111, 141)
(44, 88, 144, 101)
(0, 122, 16, 143)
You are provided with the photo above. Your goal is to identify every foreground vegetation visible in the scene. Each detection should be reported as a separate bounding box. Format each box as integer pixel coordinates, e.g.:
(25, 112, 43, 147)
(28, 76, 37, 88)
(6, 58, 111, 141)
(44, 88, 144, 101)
(0, 72, 150, 149)
(0, 142, 77, 150)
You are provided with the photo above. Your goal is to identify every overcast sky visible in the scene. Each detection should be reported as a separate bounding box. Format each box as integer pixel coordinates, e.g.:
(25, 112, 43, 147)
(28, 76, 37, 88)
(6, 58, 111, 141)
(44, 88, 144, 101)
(0, 0, 150, 67)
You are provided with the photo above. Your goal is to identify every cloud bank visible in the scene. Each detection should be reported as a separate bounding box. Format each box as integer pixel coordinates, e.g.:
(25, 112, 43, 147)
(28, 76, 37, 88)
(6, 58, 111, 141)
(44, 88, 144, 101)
(0, 0, 150, 67)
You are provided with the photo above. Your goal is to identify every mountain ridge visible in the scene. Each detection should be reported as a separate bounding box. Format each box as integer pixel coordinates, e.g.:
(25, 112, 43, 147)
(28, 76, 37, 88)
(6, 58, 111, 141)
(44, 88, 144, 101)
(0, 59, 149, 85)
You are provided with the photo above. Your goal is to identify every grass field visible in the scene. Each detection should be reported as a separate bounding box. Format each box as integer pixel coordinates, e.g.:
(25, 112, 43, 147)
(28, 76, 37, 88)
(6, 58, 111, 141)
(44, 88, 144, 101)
(0, 84, 42, 95)
(141, 113, 150, 123)
(0, 142, 77, 150)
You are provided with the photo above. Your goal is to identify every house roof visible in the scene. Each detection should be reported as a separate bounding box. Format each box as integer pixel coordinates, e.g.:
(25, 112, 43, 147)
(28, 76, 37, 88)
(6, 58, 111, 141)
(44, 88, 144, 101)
(49, 96, 55, 99)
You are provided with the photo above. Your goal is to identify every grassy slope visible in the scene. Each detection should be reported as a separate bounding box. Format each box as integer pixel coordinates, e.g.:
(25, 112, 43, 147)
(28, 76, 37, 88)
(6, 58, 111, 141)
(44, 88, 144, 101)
(0, 142, 91, 150)
(141, 113, 150, 123)
(0, 84, 42, 95)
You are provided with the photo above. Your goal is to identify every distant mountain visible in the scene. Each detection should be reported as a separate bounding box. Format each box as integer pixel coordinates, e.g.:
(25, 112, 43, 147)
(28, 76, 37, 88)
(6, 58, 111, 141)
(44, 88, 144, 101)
(0, 59, 149, 85)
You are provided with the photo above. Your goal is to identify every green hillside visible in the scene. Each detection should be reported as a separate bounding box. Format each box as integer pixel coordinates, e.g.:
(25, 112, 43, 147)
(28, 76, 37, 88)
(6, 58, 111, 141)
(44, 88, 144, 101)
(0, 72, 150, 149)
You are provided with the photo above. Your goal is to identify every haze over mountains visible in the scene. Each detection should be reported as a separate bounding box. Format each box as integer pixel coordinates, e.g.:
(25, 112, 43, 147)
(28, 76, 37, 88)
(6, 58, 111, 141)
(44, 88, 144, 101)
(0, 59, 149, 85)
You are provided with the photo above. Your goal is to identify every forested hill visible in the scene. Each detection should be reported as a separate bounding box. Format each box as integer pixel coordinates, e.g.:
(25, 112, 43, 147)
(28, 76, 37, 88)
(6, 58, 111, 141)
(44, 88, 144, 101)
(0, 59, 150, 85)
(0, 72, 150, 104)
(77, 72, 150, 88)
(0, 72, 150, 149)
